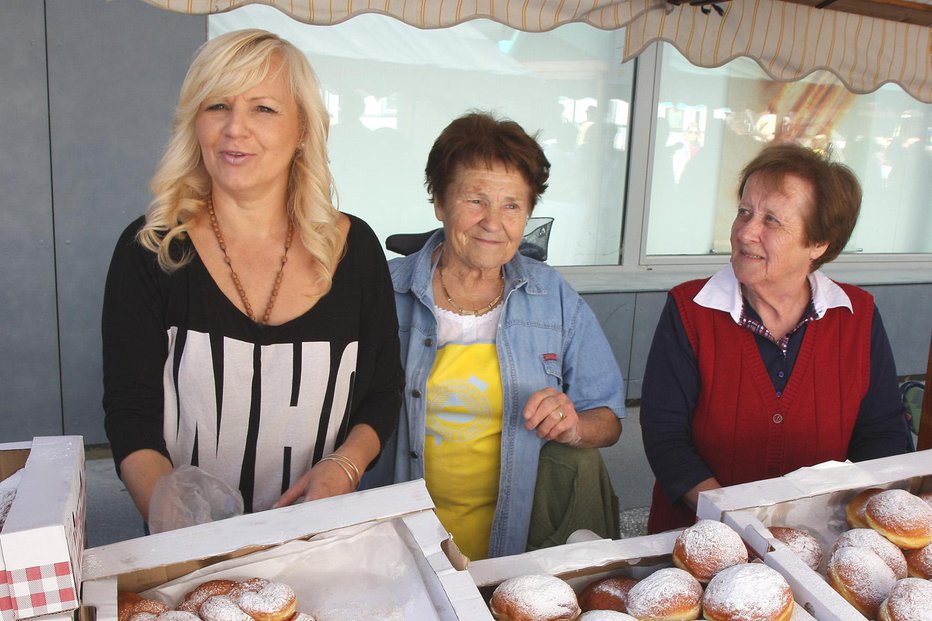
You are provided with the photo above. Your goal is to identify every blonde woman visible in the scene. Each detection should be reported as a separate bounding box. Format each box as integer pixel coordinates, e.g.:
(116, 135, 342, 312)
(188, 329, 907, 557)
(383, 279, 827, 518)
(102, 29, 402, 522)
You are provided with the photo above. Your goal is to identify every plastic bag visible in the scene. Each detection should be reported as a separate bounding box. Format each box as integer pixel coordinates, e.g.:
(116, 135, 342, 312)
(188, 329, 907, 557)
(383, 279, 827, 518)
(148, 465, 244, 534)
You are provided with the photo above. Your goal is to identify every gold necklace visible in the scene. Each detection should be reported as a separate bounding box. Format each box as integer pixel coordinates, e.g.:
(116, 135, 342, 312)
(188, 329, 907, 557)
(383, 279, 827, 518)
(207, 197, 295, 325)
(437, 246, 505, 316)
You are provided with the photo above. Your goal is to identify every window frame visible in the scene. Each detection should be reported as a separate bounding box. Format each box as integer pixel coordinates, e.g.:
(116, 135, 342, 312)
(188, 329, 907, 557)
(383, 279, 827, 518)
(574, 41, 932, 295)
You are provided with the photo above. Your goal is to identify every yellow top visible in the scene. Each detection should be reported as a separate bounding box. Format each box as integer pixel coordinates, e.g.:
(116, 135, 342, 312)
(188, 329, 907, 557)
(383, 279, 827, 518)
(424, 340, 503, 561)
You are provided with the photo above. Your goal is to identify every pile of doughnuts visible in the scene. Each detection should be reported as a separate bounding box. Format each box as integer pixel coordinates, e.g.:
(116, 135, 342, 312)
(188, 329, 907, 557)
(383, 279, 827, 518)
(825, 486, 932, 619)
(118, 578, 314, 621)
(489, 520, 796, 621)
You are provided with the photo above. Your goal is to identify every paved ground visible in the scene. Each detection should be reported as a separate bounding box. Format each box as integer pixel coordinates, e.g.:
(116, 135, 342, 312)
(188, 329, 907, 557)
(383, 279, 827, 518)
(85, 451, 146, 548)
(84, 406, 653, 549)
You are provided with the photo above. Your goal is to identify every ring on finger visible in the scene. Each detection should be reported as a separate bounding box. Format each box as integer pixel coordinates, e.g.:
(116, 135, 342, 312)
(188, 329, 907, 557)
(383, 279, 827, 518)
(556, 409, 565, 421)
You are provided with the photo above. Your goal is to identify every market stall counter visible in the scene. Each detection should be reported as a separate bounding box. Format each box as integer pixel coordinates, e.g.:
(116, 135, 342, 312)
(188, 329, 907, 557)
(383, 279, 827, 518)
(82, 479, 491, 621)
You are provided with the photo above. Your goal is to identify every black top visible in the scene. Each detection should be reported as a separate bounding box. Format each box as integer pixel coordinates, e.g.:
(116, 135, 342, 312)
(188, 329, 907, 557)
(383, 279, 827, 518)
(102, 214, 402, 512)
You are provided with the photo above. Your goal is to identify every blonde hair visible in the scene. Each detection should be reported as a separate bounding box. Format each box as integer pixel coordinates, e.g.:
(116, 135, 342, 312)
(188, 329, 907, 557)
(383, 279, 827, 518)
(139, 29, 341, 293)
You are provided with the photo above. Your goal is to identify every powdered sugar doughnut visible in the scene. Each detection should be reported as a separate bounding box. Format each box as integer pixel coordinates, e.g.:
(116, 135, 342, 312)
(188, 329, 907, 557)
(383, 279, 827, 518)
(156, 613, 199, 621)
(625, 567, 702, 621)
(118, 592, 143, 621)
(865, 489, 932, 550)
(578, 576, 638, 612)
(489, 574, 580, 621)
(702, 563, 794, 621)
(578, 612, 637, 621)
(230, 579, 296, 621)
(673, 519, 748, 584)
(904, 543, 932, 579)
(228, 578, 268, 601)
(118, 594, 169, 621)
(827, 545, 897, 619)
(127, 611, 199, 621)
(177, 580, 236, 613)
(768, 527, 823, 571)
(833, 528, 908, 579)
(846, 488, 884, 529)
(877, 577, 932, 621)
(199, 596, 253, 621)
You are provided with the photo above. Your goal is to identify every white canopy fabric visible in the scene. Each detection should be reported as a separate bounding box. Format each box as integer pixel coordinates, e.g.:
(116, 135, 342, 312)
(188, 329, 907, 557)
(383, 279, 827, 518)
(145, 0, 930, 102)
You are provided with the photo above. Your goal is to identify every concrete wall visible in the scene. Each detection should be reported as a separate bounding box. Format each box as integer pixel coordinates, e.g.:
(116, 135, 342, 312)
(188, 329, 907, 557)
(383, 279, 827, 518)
(1, 1, 929, 446)
(0, 0, 204, 444)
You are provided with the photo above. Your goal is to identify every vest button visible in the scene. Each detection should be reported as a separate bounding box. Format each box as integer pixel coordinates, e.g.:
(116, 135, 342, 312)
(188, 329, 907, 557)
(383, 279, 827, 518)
(772, 413, 784, 424)
(410, 451, 419, 459)
(412, 389, 422, 398)
(424, 338, 433, 347)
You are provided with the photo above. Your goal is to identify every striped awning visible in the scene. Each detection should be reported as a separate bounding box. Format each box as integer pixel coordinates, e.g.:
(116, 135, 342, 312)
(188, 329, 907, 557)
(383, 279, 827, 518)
(144, 0, 931, 102)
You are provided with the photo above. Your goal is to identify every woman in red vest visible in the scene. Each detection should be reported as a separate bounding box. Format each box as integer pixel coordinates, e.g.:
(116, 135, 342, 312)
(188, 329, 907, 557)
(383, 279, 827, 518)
(641, 142, 913, 534)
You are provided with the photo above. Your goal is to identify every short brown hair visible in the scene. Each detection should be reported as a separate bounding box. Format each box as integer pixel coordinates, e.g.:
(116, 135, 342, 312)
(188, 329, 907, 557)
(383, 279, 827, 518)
(738, 142, 862, 271)
(425, 111, 550, 208)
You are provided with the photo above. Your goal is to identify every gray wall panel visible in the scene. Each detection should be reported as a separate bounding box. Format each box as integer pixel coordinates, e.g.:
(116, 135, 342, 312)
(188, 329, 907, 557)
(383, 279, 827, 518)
(45, 1, 205, 442)
(627, 291, 667, 400)
(582, 292, 636, 396)
(0, 1, 61, 439)
(864, 283, 932, 377)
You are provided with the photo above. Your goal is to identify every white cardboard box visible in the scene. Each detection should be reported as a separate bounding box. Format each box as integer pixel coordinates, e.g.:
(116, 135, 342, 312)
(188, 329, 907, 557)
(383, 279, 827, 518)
(81, 479, 491, 621)
(468, 529, 816, 620)
(0, 437, 86, 621)
(696, 449, 932, 621)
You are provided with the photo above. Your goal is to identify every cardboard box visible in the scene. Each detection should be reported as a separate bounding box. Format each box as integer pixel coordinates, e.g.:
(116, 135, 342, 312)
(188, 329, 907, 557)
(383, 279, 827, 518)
(696, 449, 932, 620)
(81, 479, 491, 621)
(468, 529, 816, 620)
(0, 437, 86, 621)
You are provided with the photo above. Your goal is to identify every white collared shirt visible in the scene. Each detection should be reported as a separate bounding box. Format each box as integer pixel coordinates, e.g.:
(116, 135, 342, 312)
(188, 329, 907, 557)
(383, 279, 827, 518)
(694, 263, 853, 325)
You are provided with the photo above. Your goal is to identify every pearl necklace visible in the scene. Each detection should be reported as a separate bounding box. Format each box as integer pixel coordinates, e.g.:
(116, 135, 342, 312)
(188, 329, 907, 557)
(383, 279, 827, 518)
(207, 197, 295, 325)
(437, 246, 505, 316)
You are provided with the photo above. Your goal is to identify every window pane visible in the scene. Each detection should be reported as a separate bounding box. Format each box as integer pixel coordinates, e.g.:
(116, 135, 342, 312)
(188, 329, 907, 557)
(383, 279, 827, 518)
(646, 44, 931, 257)
(210, 7, 634, 266)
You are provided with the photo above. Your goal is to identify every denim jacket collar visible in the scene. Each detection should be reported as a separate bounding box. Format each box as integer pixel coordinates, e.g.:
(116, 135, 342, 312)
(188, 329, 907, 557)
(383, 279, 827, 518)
(392, 229, 545, 304)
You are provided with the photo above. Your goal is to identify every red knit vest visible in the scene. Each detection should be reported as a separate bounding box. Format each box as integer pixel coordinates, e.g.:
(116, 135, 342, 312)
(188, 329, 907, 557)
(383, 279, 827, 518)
(647, 277, 874, 534)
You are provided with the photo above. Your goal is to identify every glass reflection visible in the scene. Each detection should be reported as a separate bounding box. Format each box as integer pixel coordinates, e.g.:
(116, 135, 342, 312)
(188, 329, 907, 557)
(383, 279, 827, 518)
(647, 45, 931, 257)
(211, 6, 634, 266)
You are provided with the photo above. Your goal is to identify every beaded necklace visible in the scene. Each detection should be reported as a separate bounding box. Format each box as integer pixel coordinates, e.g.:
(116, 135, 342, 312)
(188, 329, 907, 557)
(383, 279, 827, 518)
(207, 197, 295, 325)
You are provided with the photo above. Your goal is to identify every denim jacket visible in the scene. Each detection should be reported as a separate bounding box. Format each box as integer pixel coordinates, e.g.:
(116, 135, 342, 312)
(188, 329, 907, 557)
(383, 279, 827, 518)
(365, 230, 625, 558)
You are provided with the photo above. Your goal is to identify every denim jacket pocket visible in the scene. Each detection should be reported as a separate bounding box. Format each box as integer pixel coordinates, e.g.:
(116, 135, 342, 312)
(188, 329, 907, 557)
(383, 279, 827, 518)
(540, 355, 564, 389)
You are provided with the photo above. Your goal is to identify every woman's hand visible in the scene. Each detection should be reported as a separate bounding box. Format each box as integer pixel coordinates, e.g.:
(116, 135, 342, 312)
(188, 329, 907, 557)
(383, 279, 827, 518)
(274, 458, 357, 507)
(522, 387, 583, 444)
(272, 423, 381, 508)
(523, 387, 622, 448)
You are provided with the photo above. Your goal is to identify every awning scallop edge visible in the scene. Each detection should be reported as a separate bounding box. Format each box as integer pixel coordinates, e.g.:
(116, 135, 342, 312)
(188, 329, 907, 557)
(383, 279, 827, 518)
(143, 0, 931, 103)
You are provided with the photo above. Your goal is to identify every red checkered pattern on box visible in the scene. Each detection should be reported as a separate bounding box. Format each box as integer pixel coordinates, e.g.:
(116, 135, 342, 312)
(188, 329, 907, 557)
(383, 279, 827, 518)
(0, 577, 13, 621)
(4, 562, 76, 619)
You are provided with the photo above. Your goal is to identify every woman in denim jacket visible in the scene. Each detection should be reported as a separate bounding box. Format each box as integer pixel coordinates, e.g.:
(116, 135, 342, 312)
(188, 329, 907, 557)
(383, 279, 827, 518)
(365, 112, 625, 559)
